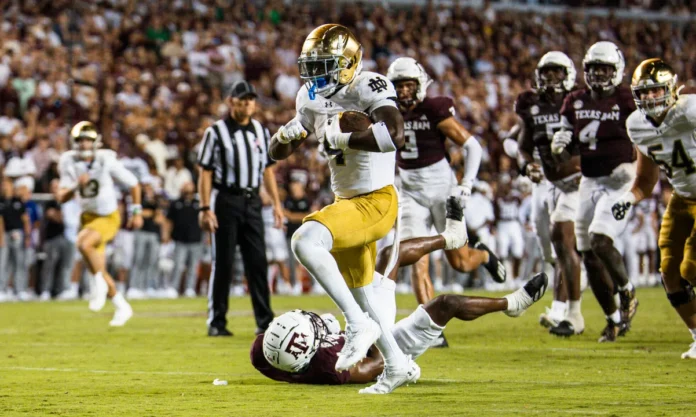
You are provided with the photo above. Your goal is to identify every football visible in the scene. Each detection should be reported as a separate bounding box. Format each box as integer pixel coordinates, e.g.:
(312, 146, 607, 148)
(339, 110, 372, 133)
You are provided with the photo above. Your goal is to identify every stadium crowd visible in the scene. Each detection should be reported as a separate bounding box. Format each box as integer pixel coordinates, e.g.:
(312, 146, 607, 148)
(0, 0, 693, 301)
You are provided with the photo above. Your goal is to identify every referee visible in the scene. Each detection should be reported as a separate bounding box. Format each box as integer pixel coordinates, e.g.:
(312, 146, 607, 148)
(197, 80, 284, 337)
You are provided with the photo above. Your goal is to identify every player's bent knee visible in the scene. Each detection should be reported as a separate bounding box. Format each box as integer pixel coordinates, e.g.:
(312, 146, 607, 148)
(665, 279, 696, 308)
(680, 259, 696, 284)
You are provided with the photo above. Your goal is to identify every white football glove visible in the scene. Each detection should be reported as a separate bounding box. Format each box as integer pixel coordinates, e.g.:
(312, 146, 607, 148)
(551, 130, 572, 154)
(323, 113, 351, 151)
(320, 313, 341, 335)
(456, 179, 473, 208)
(277, 119, 307, 144)
(611, 191, 637, 221)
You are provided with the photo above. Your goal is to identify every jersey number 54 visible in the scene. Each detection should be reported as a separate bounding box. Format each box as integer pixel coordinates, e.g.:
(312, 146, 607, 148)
(647, 140, 696, 178)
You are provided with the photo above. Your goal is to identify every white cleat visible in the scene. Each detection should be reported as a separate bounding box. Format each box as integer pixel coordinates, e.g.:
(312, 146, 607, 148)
(57, 289, 78, 301)
(109, 305, 133, 327)
(359, 356, 421, 394)
(441, 197, 468, 250)
(184, 288, 197, 298)
(335, 315, 381, 372)
(539, 307, 563, 328)
(681, 342, 696, 359)
(88, 274, 108, 312)
(39, 291, 51, 302)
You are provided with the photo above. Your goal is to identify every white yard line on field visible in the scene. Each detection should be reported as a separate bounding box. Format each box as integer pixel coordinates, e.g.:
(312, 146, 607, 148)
(2, 368, 690, 389)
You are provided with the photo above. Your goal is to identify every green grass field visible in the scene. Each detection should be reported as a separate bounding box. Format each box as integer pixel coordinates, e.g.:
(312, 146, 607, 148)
(1, 288, 695, 417)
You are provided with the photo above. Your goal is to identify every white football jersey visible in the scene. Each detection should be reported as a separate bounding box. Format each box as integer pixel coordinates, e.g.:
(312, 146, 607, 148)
(58, 150, 139, 215)
(627, 94, 696, 199)
(294, 71, 398, 198)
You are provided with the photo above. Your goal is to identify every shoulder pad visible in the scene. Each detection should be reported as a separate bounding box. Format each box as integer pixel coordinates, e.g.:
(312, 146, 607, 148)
(296, 84, 310, 111)
(96, 149, 118, 163)
(352, 71, 396, 102)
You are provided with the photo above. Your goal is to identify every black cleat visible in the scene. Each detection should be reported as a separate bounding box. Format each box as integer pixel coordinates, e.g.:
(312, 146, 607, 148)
(474, 242, 507, 283)
(617, 320, 631, 337)
(619, 287, 638, 324)
(445, 196, 464, 221)
(523, 272, 548, 302)
(598, 319, 620, 343)
(430, 333, 449, 348)
(550, 320, 584, 337)
(208, 327, 233, 337)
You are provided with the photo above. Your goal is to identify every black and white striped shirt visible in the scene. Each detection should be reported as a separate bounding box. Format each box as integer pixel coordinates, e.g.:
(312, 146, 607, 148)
(197, 116, 274, 189)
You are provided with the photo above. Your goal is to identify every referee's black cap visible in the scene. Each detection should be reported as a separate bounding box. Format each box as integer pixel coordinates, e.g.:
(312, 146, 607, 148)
(228, 80, 258, 99)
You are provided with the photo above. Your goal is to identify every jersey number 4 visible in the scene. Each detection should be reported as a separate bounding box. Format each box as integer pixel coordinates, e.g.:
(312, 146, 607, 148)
(401, 130, 418, 159)
(647, 140, 696, 178)
(579, 120, 600, 151)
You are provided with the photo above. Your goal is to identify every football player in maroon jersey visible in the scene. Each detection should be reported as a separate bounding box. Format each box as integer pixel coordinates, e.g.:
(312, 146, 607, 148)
(551, 41, 639, 342)
(512, 51, 585, 337)
(386, 58, 506, 342)
(251, 198, 548, 386)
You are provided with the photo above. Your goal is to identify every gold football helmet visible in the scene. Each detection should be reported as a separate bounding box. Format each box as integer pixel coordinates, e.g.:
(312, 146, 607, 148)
(298, 24, 363, 99)
(70, 121, 102, 159)
(631, 58, 678, 121)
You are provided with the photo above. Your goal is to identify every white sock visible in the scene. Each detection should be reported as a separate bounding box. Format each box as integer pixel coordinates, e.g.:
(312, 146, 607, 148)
(112, 292, 130, 309)
(116, 282, 126, 294)
(568, 299, 582, 316)
(689, 328, 696, 342)
(613, 292, 620, 307)
(504, 287, 532, 312)
(372, 272, 396, 327)
(609, 310, 621, 324)
(351, 283, 407, 370)
(619, 282, 634, 292)
(70, 282, 79, 292)
(551, 300, 567, 317)
(291, 221, 365, 325)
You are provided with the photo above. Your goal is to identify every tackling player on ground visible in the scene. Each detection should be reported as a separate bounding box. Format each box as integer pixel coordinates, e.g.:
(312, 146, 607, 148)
(611, 58, 696, 359)
(269, 24, 432, 393)
(513, 51, 585, 336)
(551, 41, 639, 342)
(251, 197, 548, 385)
(386, 58, 506, 323)
(57, 122, 142, 326)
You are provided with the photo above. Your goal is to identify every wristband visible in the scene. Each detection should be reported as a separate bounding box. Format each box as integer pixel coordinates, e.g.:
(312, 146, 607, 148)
(199, 206, 210, 212)
(130, 204, 142, 216)
(371, 122, 396, 153)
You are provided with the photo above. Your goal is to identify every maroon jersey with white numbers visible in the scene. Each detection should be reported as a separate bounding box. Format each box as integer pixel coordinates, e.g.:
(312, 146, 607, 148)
(397, 96, 455, 170)
(250, 334, 350, 385)
(560, 86, 636, 177)
(515, 91, 575, 174)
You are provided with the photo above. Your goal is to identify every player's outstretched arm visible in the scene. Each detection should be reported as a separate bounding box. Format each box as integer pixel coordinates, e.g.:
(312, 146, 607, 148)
(345, 106, 405, 152)
(612, 150, 659, 221)
(269, 118, 311, 161)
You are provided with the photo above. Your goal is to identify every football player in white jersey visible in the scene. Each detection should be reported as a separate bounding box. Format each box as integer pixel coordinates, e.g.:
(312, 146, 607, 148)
(611, 59, 696, 359)
(270, 25, 469, 393)
(57, 122, 143, 327)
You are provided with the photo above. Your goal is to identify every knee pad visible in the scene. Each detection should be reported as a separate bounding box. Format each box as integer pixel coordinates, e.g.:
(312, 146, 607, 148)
(666, 279, 696, 308)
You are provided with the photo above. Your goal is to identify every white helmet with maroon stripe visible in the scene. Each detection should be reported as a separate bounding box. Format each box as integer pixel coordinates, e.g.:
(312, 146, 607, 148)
(387, 57, 432, 103)
(535, 51, 576, 93)
(583, 41, 625, 92)
(262, 310, 328, 373)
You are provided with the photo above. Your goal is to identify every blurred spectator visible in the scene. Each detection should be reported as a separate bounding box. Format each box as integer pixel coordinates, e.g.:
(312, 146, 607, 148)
(164, 158, 193, 200)
(167, 181, 203, 297)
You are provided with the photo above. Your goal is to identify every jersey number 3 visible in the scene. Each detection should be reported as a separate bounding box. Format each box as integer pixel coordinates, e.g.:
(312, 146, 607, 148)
(647, 140, 696, 178)
(401, 130, 418, 159)
(80, 179, 100, 198)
